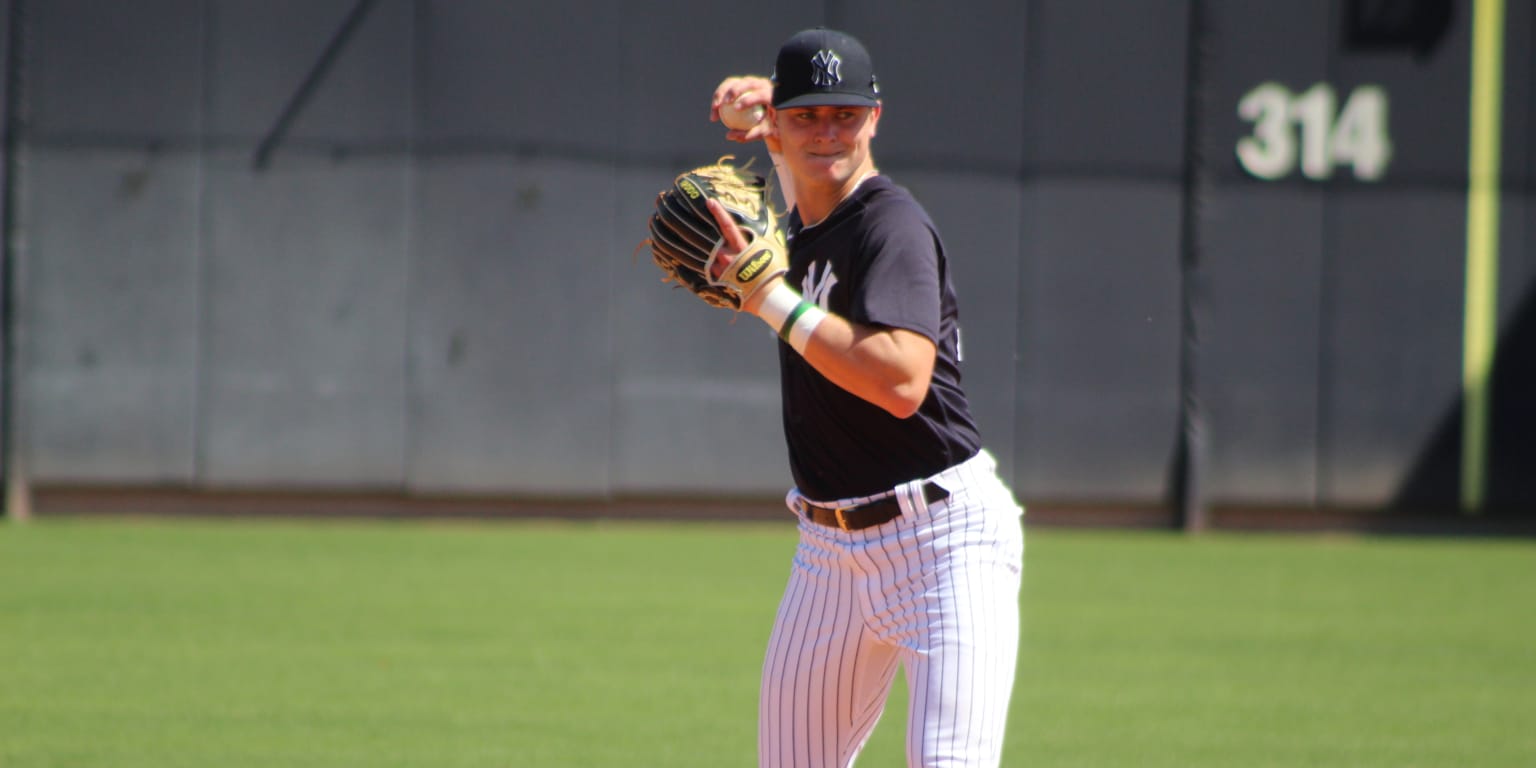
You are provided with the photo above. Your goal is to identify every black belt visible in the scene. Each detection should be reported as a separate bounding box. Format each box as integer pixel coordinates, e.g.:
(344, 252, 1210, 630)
(799, 482, 950, 531)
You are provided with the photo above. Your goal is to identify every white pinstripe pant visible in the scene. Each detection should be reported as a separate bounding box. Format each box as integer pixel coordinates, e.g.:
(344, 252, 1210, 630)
(759, 450, 1024, 768)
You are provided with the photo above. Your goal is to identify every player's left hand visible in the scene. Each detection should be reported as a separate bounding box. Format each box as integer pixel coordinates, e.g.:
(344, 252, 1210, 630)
(706, 197, 785, 314)
(641, 158, 787, 312)
(705, 198, 748, 271)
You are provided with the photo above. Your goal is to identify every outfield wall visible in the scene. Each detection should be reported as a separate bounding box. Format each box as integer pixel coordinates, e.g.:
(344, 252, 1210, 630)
(8, 0, 1533, 520)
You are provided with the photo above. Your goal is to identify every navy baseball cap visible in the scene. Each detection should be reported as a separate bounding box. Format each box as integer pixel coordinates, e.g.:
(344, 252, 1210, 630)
(771, 27, 880, 109)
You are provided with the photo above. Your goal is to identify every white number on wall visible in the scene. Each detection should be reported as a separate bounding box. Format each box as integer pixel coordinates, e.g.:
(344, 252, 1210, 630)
(1236, 83, 1391, 182)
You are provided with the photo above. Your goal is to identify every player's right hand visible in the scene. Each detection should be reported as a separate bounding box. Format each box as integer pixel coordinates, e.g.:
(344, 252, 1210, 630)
(711, 76, 776, 146)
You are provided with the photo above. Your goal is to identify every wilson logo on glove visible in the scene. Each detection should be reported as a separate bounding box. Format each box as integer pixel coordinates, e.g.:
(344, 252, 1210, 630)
(736, 250, 776, 283)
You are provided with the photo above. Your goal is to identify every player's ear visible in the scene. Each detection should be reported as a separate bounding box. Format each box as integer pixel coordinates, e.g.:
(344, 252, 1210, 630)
(869, 103, 882, 135)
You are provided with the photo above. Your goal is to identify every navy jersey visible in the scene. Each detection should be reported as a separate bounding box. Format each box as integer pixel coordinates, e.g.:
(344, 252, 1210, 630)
(779, 175, 981, 501)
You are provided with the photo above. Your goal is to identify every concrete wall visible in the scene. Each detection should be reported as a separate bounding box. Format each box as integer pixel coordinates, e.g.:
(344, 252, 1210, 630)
(10, 0, 1534, 517)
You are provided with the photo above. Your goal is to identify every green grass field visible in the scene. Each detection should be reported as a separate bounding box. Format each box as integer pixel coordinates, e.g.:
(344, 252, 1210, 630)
(1, 515, 1532, 767)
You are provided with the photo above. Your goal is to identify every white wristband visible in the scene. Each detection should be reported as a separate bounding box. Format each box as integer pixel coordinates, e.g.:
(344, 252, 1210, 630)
(754, 282, 825, 355)
(755, 282, 801, 333)
(784, 303, 825, 355)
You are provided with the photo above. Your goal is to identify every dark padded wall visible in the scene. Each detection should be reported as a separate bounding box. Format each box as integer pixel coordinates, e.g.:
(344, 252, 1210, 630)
(1200, 0, 1332, 506)
(10, 0, 1533, 518)
(1198, 0, 1534, 514)
(1317, 1, 1473, 509)
(25, 0, 205, 482)
(1013, 0, 1189, 502)
(1483, 0, 1534, 512)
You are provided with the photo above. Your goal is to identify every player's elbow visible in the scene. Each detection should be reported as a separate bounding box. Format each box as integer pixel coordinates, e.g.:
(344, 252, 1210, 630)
(882, 338, 935, 418)
(846, 326, 935, 418)
(882, 380, 930, 419)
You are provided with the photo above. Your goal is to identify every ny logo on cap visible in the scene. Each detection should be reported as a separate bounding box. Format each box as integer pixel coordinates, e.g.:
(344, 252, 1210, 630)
(810, 49, 842, 87)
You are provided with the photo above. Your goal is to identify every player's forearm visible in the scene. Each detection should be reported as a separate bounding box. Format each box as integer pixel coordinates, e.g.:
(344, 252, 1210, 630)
(805, 319, 935, 418)
(752, 281, 935, 418)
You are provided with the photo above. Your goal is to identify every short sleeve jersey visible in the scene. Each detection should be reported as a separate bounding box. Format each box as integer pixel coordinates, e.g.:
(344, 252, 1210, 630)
(780, 175, 981, 501)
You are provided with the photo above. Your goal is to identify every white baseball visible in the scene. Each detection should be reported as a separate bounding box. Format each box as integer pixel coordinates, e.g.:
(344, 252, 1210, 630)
(720, 101, 766, 131)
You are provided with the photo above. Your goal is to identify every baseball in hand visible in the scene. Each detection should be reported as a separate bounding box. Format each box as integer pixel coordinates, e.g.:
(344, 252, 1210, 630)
(719, 101, 766, 131)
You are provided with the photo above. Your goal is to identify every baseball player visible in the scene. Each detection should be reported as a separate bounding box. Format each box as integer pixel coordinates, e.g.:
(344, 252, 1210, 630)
(705, 27, 1026, 768)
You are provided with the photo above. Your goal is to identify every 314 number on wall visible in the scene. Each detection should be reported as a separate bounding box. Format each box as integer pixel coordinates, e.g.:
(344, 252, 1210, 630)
(1236, 83, 1391, 182)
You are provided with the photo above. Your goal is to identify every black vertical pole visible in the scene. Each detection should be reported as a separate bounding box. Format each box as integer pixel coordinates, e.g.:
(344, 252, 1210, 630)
(0, 0, 26, 522)
(1176, 0, 1210, 532)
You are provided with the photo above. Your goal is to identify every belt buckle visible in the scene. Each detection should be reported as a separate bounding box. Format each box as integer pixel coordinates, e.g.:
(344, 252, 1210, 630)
(833, 507, 851, 531)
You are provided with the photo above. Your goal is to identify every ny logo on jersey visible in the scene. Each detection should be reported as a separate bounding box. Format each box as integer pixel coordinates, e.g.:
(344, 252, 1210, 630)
(802, 261, 839, 310)
(810, 50, 842, 87)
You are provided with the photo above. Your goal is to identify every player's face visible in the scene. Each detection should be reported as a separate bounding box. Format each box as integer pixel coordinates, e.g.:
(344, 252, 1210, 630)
(774, 105, 881, 188)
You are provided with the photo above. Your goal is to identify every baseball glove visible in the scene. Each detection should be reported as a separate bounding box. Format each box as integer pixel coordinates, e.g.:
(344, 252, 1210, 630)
(643, 157, 788, 310)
